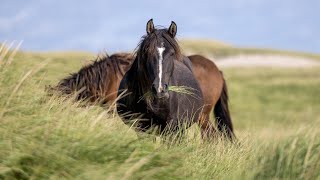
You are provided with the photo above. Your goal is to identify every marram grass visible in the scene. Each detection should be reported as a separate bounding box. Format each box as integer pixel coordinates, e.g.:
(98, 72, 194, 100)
(139, 86, 195, 103)
(0, 44, 320, 179)
(168, 85, 195, 96)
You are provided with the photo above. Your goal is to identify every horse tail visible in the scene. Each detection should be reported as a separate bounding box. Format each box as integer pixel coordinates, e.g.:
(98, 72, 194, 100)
(214, 72, 235, 140)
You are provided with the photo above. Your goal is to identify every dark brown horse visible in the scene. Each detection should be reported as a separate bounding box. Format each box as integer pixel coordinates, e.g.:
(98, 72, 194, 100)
(51, 28, 234, 140)
(117, 19, 204, 135)
(116, 19, 234, 139)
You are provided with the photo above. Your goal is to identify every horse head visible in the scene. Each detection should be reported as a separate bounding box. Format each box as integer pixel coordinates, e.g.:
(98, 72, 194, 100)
(136, 19, 182, 100)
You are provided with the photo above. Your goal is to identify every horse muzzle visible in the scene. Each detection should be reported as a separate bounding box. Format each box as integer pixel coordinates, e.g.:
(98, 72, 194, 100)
(152, 83, 169, 99)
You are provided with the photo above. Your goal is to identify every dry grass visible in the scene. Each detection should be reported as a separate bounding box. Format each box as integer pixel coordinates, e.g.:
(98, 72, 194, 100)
(0, 41, 319, 179)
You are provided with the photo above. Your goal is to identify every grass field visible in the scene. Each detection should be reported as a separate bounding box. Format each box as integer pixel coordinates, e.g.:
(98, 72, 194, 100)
(1, 46, 320, 179)
(181, 39, 320, 60)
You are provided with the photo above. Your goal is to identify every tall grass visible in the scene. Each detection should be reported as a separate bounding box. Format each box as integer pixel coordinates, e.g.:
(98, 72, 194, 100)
(0, 44, 319, 179)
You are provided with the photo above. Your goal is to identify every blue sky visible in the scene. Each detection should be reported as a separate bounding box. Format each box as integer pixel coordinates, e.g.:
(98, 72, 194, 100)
(1, 0, 319, 54)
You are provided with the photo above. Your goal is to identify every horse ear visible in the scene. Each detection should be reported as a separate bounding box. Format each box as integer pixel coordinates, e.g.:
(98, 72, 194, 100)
(168, 21, 177, 37)
(146, 19, 154, 34)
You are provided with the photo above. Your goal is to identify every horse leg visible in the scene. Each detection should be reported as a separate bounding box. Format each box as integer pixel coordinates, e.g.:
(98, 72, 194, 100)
(198, 113, 217, 140)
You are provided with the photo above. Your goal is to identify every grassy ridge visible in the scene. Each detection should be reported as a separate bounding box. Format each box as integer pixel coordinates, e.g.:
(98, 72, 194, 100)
(181, 39, 320, 60)
(0, 50, 320, 179)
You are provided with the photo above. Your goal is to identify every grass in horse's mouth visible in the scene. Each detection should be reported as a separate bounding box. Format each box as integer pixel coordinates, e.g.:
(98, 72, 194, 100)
(168, 86, 195, 96)
(139, 86, 196, 103)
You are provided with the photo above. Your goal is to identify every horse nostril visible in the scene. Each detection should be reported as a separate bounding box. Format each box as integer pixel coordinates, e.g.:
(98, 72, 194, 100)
(164, 84, 168, 91)
(160, 84, 168, 93)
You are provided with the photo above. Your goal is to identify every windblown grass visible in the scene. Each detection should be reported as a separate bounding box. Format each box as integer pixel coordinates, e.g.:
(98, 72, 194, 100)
(0, 43, 320, 179)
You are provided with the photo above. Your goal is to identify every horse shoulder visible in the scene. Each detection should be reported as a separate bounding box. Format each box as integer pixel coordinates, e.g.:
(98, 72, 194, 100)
(173, 60, 200, 89)
(172, 60, 204, 105)
(182, 56, 193, 72)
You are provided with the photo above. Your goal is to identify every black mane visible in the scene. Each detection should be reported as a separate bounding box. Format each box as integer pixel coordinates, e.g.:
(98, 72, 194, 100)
(51, 53, 133, 103)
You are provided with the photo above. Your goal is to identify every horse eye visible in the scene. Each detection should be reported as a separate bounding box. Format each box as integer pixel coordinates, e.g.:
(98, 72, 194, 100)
(170, 51, 175, 56)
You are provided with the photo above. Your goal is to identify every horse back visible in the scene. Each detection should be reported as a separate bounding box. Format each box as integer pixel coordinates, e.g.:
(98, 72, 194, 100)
(188, 55, 224, 109)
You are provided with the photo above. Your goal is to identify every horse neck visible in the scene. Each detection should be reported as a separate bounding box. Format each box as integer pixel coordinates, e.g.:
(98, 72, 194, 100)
(127, 60, 152, 98)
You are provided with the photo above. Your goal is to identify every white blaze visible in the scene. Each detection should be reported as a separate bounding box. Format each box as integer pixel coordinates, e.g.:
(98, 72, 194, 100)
(157, 44, 165, 93)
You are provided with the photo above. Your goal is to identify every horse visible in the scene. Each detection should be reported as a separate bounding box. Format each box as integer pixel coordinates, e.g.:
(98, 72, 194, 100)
(50, 24, 234, 140)
(117, 19, 234, 139)
(49, 53, 134, 105)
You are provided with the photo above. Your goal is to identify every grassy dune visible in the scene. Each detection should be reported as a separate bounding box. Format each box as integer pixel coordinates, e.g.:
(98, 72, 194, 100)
(0, 48, 320, 179)
(181, 39, 320, 60)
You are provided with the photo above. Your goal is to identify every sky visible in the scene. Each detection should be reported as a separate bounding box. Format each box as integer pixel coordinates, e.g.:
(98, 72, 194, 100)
(1, 0, 319, 54)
